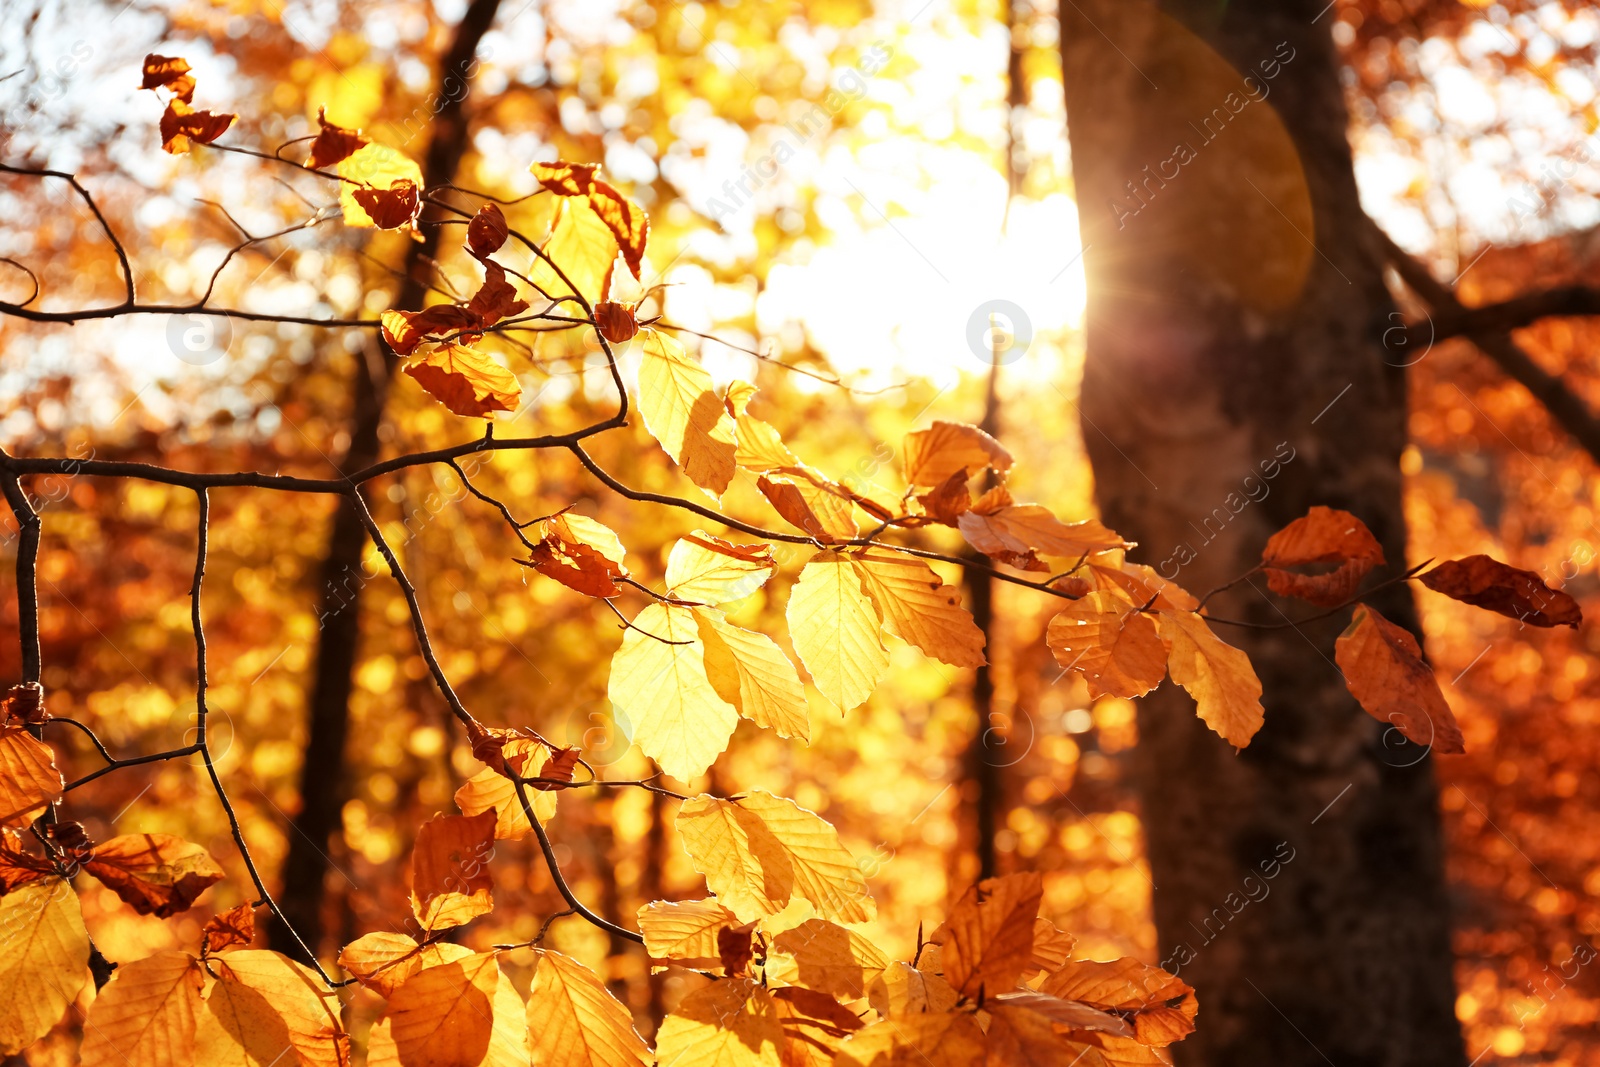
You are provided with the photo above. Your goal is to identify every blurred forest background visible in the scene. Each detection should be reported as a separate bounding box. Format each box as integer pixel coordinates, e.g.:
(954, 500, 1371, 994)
(2, 0, 1599, 1064)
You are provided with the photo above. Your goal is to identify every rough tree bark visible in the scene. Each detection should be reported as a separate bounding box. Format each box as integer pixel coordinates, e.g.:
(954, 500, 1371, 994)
(267, 0, 504, 961)
(1060, 2, 1466, 1064)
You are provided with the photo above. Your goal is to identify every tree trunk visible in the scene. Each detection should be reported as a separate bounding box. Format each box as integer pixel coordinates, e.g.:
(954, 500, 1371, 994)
(1059, 3, 1466, 1064)
(267, 0, 504, 962)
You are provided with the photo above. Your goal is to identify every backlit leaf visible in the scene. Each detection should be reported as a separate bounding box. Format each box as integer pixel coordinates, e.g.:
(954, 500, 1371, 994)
(638, 897, 743, 971)
(666, 532, 778, 604)
(195, 950, 349, 1067)
(305, 107, 368, 170)
(82, 833, 224, 917)
(80, 950, 204, 1067)
(160, 99, 235, 154)
(1418, 554, 1582, 628)
(654, 978, 782, 1067)
(901, 420, 1013, 488)
(0, 724, 60, 827)
(786, 551, 889, 712)
(381, 951, 500, 1067)
(851, 549, 986, 669)
(695, 607, 811, 742)
(338, 144, 423, 227)
(532, 196, 617, 306)
(1046, 591, 1168, 699)
(958, 503, 1130, 561)
(1334, 605, 1464, 753)
(203, 904, 258, 956)
(865, 961, 959, 1018)
(940, 871, 1041, 999)
(525, 949, 651, 1067)
(757, 473, 859, 543)
(409, 811, 497, 932)
(526, 510, 630, 598)
(1157, 611, 1264, 748)
(337, 935, 473, 1000)
(0, 878, 89, 1056)
(676, 791, 874, 924)
(609, 602, 739, 780)
(637, 329, 738, 496)
(831, 1011, 985, 1067)
(1039, 957, 1197, 1045)
(403, 343, 520, 419)
(766, 919, 890, 999)
(454, 739, 558, 839)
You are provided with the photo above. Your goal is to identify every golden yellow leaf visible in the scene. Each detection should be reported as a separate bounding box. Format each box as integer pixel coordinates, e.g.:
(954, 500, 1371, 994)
(757, 473, 859, 543)
(766, 919, 890, 999)
(0, 723, 61, 827)
(532, 197, 617, 307)
(786, 551, 889, 712)
(637, 329, 738, 496)
(1040, 957, 1197, 1046)
(528, 160, 648, 280)
(940, 871, 1041, 999)
(851, 550, 986, 669)
(676, 791, 875, 924)
(733, 409, 801, 472)
(608, 602, 738, 781)
(195, 950, 349, 1067)
(337, 935, 473, 999)
(637, 898, 742, 971)
(865, 961, 958, 1018)
(900, 420, 1013, 488)
(83, 833, 224, 917)
(409, 810, 497, 932)
(695, 607, 811, 742)
(1089, 561, 1200, 613)
(666, 532, 778, 604)
(80, 950, 204, 1067)
(381, 951, 500, 1067)
(338, 143, 423, 227)
(454, 740, 557, 840)
(958, 504, 1130, 560)
(525, 949, 651, 1067)
(831, 1011, 986, 1067)
(1157, 610, 1264, 748)
(403, 343, 520, 419)
(771, 987, 863, 1067)
(984, 994, 1133, 1066)
(0, 878, 89, 1056)
(368, 964, 527, 1067)
(1045, 591, 1169, 699)
(654, 978, 782, 1067)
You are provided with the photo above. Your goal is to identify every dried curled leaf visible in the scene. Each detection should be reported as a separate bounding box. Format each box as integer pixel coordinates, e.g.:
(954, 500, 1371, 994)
(82, 834, 224, 917)
(140, 54, 195, 101)
(466, 202, 509, 259)
(901, 420, 1014, 488)
(1418, 554, 1582, 628)
(594, 301, 639, 343)
(1261, 506, 1385, 606)
(160, 99, 235, 154)
(305, 107, 368, 170)
(409, 810, 497, 932)
(940, 871, 1042, 999)
(1335, 605, 1464, 753)
(466, 262, 529, 327)
(525, 509, 630, 598)
(403, 343, 520, 418)
(757, 472, 859, 543)
(2, 682, 45, 724)
(676, 791, 875, 924)
(352, 178, 422, 231)
(530, 160, 649, 280)
(0, 724, 61, 828)
(338, 144, 423, 228)
(203, 903, 257, 956)
(0, 829, 55, 893)
(382, 305, 483, 356)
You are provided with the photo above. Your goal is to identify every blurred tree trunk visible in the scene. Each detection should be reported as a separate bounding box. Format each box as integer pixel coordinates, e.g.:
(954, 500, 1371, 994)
(1059, 3, 1466, 1065)
(267, 0, 504, 962)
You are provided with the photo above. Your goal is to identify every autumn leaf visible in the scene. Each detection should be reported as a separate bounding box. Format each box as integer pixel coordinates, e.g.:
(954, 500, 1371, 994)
(695, 607, 811, 742)
(786, 551, 889, 712)
(638, 898, 743, 971)
(958, 500, 1130, 562)
(0, 878, 89, 1056)
(454, 739, 558, 840)
(194, 949, 349, 1067)
(728, 389, 801, 472)
(1024, 917, 1077, 977)
(1040, 957, 1197, 1046)
(1261, 506, 1385, 606)
(525, 509, 630, 598)
(665, 531, 778, 604)
(901, 420, 1013, 488)
(1089, 560, 1200, 613)
(525, 949, 651, 1067)
(637, 329, 738, 496)
(403, 343, 521, 418)
(1, 681, 44, 723)
(771, 986, 864, 1066)
(466, 262, 530, 327)
(338, 144, 424, 228)
(203, 904, 257, 955)
(382, 305, 484, 356)
(766, 919, 890, 999)
(608, 602, 739, 781)
(984, 992, 1136, 1066)
(1157, 610, 1264, 748)
(80, 951, 205, 1067)
(1418, 554, 1582, 628)
(337, 935, 474, 1000)
(865, 961, 959, 1018)
(757, 472, 859, 543)
(939, 871, 1042, 999)
(916, 468, 973, 525)
(1335, 604, 1464, 753)
(409, 810, 497, 932)
(305, 107, 368, 170)
(159, 100, 236, 154)
(530, 161, 649, 279)
(140, 54, 195, 101)
(852, 549, 986, 668)
(594, 301, 639, 343)
(532, 196, 618, 306)
(677, 791, 875, 924)
(832, 1011, 986, 1067)
(380, 950, 500, 1067)
(654, 978, 782, 1067)
(0, 829, 54, 893)
(1046, 590, 1168, 699)
(0, 723, 61, 827)
(82, 834, 224, 917)
(466, 202, 510, 259)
